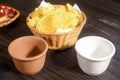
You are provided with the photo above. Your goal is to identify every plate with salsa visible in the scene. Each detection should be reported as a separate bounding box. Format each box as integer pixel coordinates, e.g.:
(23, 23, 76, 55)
(0, 5, 20, 27)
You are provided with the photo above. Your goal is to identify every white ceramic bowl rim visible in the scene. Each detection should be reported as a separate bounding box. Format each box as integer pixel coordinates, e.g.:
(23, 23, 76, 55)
(75, 36, 116, 61)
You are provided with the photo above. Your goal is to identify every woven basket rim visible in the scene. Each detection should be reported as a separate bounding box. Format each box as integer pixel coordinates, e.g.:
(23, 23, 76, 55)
(0, 5, 20, 28)
(26, 11, 87, 36)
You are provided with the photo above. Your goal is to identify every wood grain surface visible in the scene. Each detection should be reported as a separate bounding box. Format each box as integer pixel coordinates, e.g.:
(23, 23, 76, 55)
(0, 0, 120, 80)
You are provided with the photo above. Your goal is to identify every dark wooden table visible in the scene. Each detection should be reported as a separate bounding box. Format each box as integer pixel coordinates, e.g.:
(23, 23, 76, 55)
(0, 0, 120, 80)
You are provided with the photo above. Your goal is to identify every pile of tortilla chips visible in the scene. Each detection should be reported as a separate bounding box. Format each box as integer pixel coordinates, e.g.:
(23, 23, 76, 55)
(27, 3, 83, 34)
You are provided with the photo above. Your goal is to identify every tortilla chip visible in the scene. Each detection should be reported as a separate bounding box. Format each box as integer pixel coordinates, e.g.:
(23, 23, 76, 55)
(36, 13, 58, 34)
(27, 3, 82, 33)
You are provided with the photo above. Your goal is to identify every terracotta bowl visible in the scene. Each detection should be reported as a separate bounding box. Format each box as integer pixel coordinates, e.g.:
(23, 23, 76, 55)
(8, 36, 48, 75)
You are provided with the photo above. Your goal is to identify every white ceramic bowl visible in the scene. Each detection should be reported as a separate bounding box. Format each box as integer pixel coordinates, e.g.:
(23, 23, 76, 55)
(75, 36, 115, 75)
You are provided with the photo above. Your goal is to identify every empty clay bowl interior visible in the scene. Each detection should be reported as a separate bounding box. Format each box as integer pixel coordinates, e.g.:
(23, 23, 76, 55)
(8, 36, 48, 61)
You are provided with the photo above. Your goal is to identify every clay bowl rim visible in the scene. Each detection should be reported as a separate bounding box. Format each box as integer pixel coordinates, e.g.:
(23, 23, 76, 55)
(8, 36, 48, 61)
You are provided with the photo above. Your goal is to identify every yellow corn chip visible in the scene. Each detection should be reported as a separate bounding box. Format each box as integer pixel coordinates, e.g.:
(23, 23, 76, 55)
(55, 3, 80, 30)
(27, 17, 41, 28)
(36, 13, 58, 34)
(59, 12, 79, 29)
(27, 3, 82, 34)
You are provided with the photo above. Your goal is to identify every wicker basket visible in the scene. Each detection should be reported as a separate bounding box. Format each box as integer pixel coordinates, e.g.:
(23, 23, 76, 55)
(26, 12, 86, 50)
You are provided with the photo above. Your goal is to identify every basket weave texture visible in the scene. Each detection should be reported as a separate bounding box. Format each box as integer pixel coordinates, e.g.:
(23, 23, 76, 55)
(26, 12, 87, 50)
